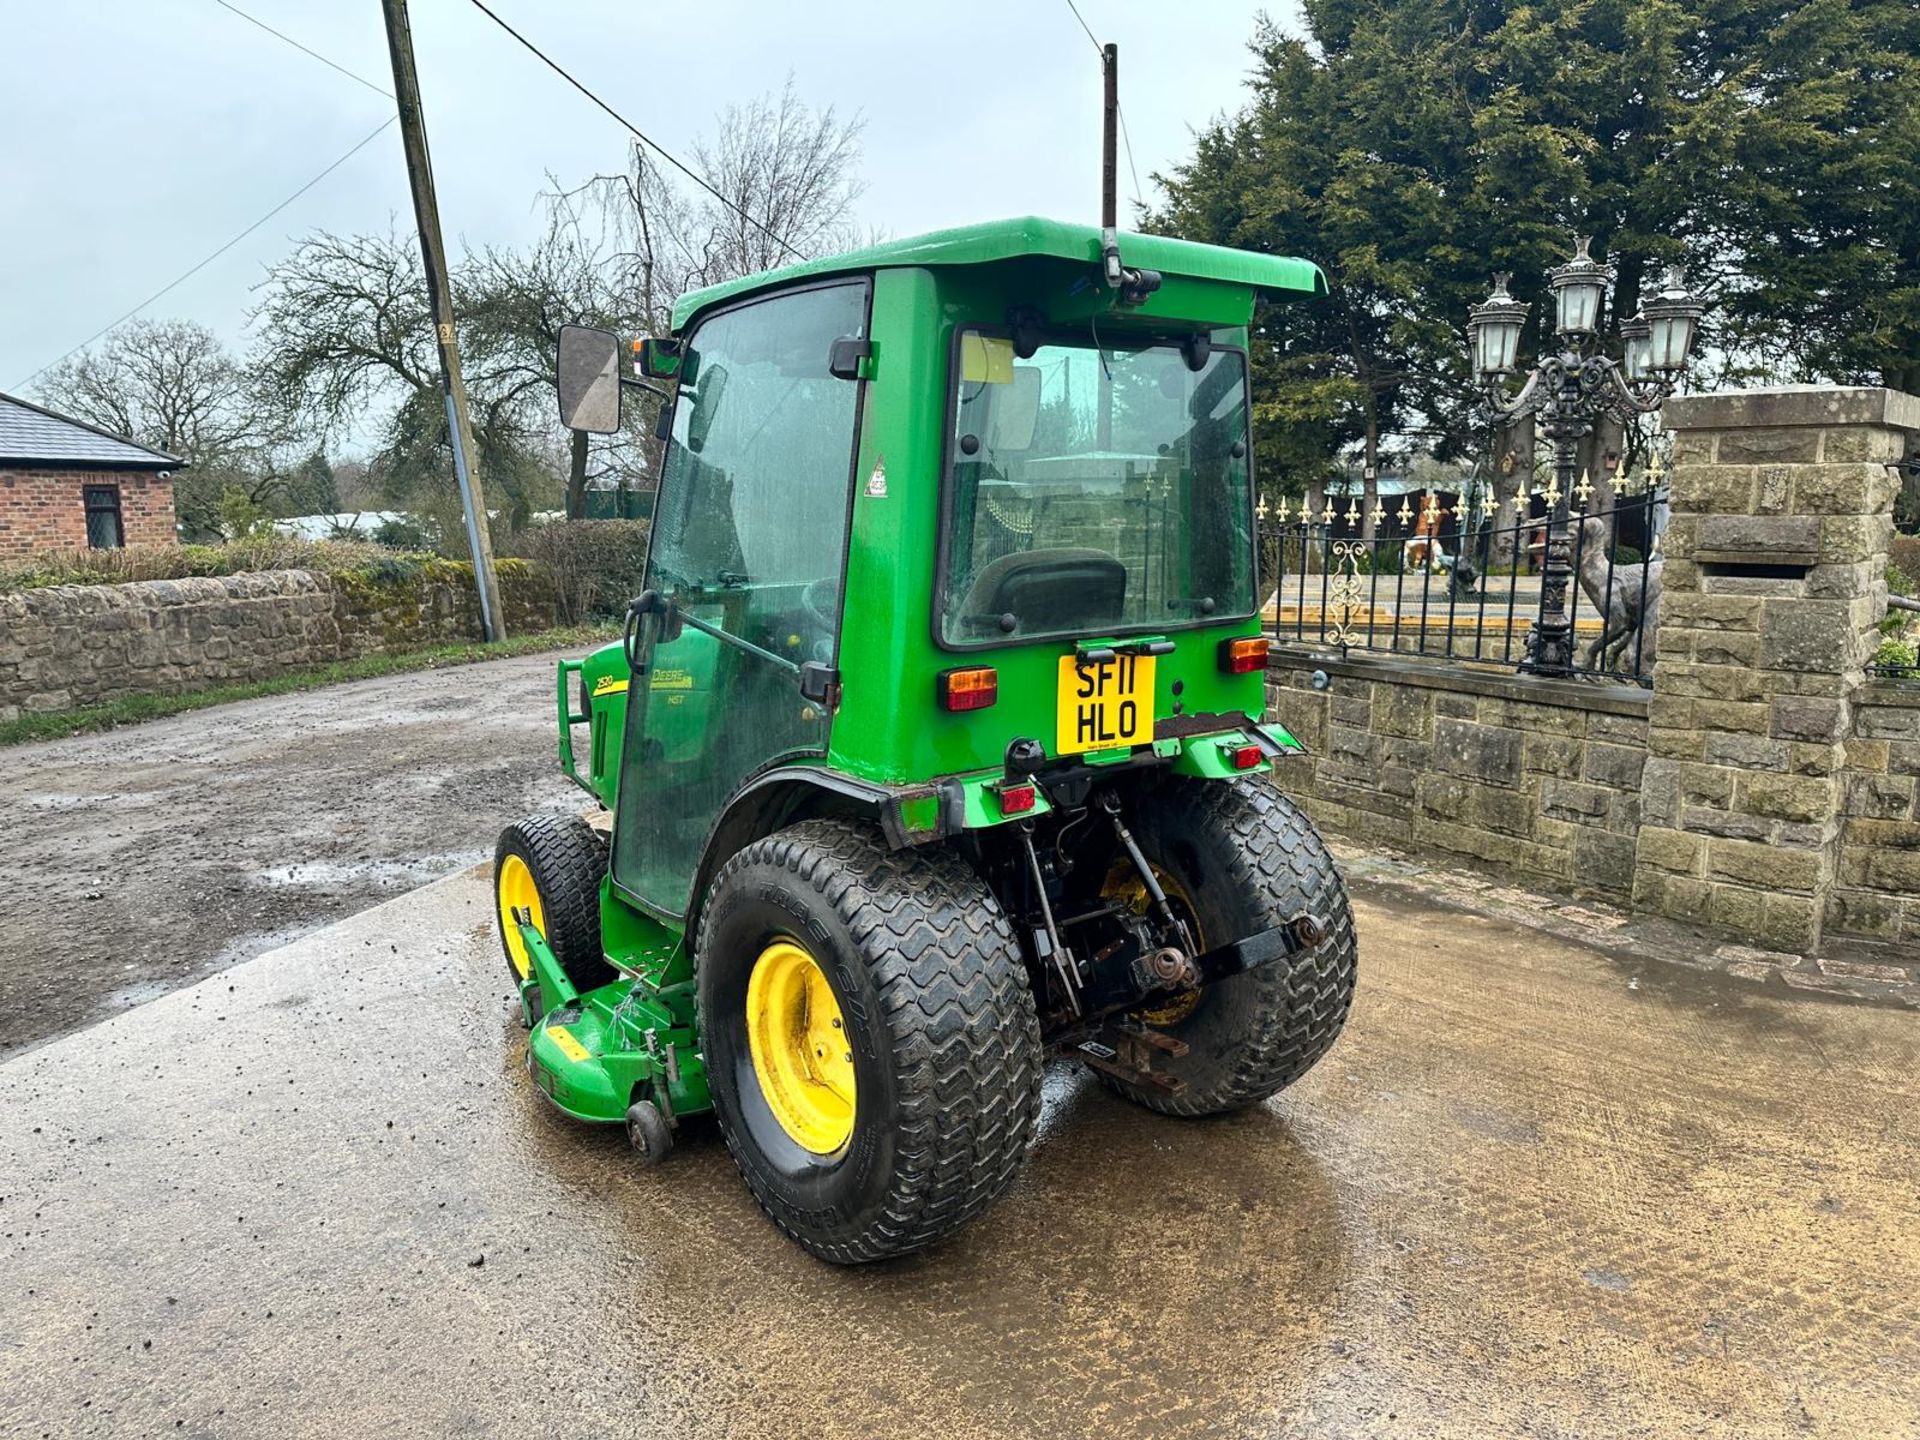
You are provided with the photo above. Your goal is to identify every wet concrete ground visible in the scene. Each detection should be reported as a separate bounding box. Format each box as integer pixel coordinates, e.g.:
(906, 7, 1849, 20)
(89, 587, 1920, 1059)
(0, 652, 581, 1058)
(3, 868, 1915, 1438)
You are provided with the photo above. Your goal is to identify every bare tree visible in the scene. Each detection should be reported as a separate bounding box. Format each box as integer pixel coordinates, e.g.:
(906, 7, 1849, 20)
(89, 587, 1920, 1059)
(250, 228, 567, 534)
(247, 80, 867, 533)
(463, 209, 654, 518)
(35, 318, 301, 538)
(37, 319, 251, 458)
(565, 76, 866, 308)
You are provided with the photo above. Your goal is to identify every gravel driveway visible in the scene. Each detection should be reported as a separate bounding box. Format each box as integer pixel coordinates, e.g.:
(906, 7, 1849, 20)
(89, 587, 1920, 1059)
(0, 650, 585, 1057)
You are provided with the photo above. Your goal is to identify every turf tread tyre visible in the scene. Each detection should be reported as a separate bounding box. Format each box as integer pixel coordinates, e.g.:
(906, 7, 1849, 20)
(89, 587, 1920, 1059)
(699, 819, 1044, 1264)
(1099, 778, 1357, 1117)
(494, 814, 614, 992)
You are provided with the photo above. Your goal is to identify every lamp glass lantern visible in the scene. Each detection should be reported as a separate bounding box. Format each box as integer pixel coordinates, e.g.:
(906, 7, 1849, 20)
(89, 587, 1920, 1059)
(1468, 273, 1528, 379)
(1620, 309, 1653, 382)
(1547, 236, 1613, 338)
(1642, 265, 1703, 372)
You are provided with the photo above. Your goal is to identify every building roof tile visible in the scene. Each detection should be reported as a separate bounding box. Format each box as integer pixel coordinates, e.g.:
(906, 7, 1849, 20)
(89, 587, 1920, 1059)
(0, 392, 183, 469)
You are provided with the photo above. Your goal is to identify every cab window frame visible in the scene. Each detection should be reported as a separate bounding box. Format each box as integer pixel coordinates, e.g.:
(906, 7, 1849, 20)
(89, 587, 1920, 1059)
(610, 273, 874, 922)
(930, 320, 1262, 653)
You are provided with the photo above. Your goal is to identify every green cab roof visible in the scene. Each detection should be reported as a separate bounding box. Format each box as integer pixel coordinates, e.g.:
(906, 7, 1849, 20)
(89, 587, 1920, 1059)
(671, 215, 1327, 332)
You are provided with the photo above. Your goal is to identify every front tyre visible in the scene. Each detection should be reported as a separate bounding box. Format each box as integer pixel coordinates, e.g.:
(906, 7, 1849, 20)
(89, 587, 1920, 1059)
(697, 820, 1044, 1264)
(494, 814, 616, 1010)
(1097, 778, 1358, 1116)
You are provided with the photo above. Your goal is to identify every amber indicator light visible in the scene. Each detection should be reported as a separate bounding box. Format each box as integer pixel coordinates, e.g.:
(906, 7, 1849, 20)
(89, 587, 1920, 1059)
(938, 667, 999, 712)
(1219, 636, 1270, 674)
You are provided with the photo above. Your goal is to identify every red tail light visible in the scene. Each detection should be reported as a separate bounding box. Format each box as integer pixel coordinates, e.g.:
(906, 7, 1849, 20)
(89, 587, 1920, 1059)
(995, 782, 1037, 815)
(938, 667, 998, 712)
(1225, 743, 1264, 770)
(1219, 636, 1270, 674)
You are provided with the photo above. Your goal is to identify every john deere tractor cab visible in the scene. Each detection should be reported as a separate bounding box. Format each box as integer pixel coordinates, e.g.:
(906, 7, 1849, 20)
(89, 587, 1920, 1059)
(495, 216, 1357, 1263)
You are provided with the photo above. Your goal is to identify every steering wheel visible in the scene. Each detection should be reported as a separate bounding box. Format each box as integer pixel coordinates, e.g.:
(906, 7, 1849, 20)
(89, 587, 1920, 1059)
(801, 577, 840, 634)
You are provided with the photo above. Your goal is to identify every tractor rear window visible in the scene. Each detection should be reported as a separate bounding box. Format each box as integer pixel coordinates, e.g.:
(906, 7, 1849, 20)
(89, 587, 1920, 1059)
(938, 330, 1256, 647)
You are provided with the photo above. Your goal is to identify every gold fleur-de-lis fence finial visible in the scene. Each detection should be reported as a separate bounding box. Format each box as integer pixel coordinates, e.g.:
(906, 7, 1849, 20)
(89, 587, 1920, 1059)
(1541, 472, 1561, 508)
(1397, 497, 1414, 527)
(1574, 469, 1594, 512)
(1321, 497, 1337, 526)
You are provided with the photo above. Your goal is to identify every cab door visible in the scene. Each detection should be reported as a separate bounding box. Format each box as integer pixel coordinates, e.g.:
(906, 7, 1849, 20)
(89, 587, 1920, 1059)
(612, 280, 869, 917)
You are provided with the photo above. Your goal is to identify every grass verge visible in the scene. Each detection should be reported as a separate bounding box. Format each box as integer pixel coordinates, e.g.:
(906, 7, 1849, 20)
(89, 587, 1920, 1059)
(0, 624, 620, 747)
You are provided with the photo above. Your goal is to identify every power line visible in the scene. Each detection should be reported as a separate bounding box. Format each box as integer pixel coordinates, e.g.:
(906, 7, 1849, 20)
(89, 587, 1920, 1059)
(1063, 0, 1102, 55)
(1060, 0, 1148, 212)
(1116, 104, 1147, 211)
(460, 0, 803, 263)
(212, 0, 393, 100)
(14, 117, 396, 391)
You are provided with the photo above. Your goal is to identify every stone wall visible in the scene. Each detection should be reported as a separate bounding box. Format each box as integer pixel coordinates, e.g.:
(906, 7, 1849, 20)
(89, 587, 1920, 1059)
(0, 468, 178, 559)
(0, 562, 556, 721)
(1827, 684, 1920, 954)
(1266, 653, 1650, 901)
(1264, 385, 1919, 959)
(1629, 387, 1915, 954)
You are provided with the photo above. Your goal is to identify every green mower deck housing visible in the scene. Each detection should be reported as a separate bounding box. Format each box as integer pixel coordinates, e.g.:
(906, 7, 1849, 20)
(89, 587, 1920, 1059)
(496, 217, 1358, 1262)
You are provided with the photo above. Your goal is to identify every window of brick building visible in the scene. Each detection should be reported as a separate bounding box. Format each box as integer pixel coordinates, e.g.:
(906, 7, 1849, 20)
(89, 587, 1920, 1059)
(84, 484, 124, 549)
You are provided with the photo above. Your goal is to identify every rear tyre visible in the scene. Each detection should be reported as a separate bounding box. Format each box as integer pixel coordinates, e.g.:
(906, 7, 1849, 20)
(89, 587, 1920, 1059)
(1095, 778, 1357, 1117)
(697, 819, 1045, 1264)
(493, 814, 615, 996)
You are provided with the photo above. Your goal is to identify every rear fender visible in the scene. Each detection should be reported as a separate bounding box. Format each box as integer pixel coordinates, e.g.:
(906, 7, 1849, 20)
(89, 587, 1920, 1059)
(684, 768, 897, 951)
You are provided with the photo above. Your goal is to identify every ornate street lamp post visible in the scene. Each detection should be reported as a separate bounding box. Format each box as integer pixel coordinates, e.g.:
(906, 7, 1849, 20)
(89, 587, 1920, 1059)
(1467, 240, 1703, 676)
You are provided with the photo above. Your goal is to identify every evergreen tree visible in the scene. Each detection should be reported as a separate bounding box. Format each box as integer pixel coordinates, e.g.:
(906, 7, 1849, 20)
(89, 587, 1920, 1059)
(1156, 0, 1920, 492)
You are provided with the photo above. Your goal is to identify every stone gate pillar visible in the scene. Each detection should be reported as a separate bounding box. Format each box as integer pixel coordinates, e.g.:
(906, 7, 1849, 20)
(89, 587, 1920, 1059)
(1630, 386, 1916, 952)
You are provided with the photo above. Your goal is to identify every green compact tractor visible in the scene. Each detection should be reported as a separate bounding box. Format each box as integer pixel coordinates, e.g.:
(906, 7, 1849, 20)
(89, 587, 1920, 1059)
(495, 217, 1357, 1263)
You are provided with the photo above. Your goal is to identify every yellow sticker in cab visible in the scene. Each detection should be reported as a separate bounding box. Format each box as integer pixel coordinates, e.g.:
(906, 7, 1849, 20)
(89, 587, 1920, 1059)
(1056, 653, 1155, 754)
(546, 1025, 590, 1063)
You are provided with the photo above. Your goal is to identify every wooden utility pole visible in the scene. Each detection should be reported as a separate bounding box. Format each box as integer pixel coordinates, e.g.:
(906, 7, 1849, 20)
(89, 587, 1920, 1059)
(381, 0, 505, 640)
(1098, 42, 1118, 450)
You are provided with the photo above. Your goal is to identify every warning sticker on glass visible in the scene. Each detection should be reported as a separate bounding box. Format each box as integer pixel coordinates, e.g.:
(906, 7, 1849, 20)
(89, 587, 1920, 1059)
(866, 456, 888, 498)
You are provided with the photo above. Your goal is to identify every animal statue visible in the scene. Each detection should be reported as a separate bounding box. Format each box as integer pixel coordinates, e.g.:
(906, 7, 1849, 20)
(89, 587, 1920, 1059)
(1577, 515, 1661, 674)
(1403, 496, 1449, 573)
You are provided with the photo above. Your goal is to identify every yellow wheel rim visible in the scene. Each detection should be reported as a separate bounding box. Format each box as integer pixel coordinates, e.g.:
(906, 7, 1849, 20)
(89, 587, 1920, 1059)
(1103, 859, 1206, 1027)
(497, 853, 546, 980)
(745, 940, 856, 1154)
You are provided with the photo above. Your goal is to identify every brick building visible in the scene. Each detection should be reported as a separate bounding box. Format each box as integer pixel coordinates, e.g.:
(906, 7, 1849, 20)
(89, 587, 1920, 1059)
(0, 392, 182, 561)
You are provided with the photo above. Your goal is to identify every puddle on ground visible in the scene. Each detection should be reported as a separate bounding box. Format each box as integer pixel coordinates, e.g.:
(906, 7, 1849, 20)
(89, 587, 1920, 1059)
(250, 852, 488, 891)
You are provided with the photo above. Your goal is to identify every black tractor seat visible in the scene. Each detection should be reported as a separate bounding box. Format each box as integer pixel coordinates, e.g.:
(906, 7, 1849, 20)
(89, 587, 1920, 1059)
(959, 547, 1127, 635)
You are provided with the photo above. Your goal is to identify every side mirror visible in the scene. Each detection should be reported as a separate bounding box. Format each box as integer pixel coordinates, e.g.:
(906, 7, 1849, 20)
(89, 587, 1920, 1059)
(556, 324, 622, 434)
(637, 337, 681, 380)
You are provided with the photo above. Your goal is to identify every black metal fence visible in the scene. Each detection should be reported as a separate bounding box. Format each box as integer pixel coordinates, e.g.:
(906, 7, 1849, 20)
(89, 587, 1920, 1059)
(1262, 482, 1666, 685)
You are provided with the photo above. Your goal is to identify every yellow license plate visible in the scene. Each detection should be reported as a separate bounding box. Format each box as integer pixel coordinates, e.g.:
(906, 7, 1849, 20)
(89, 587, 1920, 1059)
(1056, 653, 1155, 755)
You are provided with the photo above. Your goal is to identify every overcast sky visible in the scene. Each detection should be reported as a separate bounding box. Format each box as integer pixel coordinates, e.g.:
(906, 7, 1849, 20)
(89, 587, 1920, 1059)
(2, 1, 1300, 398)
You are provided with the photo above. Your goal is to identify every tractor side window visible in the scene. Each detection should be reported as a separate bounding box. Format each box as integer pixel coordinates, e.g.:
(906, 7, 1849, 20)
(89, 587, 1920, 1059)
(939, 330, 1256, 646)
(613, 280, 868, 916)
